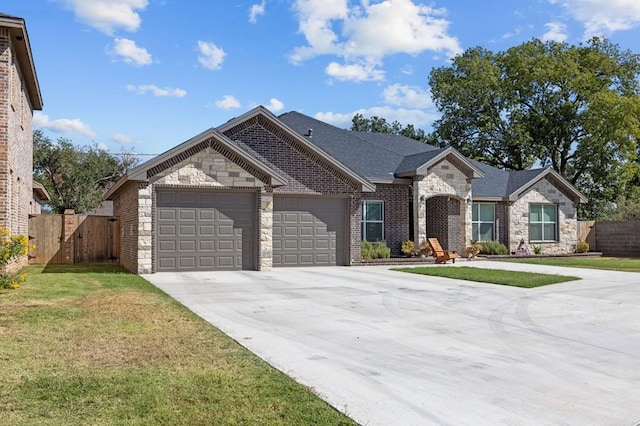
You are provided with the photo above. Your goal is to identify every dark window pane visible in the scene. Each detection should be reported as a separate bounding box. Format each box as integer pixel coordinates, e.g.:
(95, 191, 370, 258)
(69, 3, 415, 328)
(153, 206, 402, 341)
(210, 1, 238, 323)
(366, 223, 383, 242)
(479, 204, 494, 221)
(479, 223, 494, 241)
(530, 223, 542, 241)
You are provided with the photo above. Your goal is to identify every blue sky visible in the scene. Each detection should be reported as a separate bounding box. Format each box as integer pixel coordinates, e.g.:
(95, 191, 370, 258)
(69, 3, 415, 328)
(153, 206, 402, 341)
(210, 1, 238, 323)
(6, 0, 640, 158)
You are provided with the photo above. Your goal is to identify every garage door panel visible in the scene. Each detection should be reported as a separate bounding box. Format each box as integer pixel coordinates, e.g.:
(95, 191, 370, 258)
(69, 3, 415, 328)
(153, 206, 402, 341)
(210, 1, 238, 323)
(159, 210, 176, 220)
(273, 196, 346, 267)
(179, 240, 196, 251)
(158, 225, 176, 237)
(159, 240, 176, 251)
(156, 190, 255, 271)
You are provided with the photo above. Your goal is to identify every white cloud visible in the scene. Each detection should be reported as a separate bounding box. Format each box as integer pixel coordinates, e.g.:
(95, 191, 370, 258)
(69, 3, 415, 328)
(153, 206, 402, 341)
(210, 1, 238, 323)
(541, 21, 568, 42)
(126, 84, 187, 97)
(266, 98, 284, 112)
(97, 142, 109, 151)
(382, 84, 433, 109)
(553, 0, 640, 37)
(215, 95, 241, 109)
(290, 0, 461, 80)
(111, 133, 134, 144)
(249, 0, 266, 24)
(34, 113, 97, 138)
(110, 38, 152, 66)
(58, 0, 148, 34)
(197, 41, 226, 70)
(315, 106, 438, 130)
(326, 62, 385, 81)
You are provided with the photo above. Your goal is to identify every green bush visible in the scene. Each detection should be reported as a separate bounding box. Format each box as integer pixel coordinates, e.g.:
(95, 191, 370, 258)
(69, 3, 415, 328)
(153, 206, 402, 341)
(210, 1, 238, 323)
(373, 241, 391, 259)
(361, 240, 391, 260)
(479, 240, 509, 255)
(361, 240, 374, 260)
(400, 239, 416, 256)
(576, 240, 589, 253)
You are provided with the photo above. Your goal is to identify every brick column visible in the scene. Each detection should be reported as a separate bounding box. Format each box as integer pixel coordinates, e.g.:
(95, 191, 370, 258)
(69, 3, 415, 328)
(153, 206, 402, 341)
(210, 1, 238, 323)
(63, 209, 75, 264)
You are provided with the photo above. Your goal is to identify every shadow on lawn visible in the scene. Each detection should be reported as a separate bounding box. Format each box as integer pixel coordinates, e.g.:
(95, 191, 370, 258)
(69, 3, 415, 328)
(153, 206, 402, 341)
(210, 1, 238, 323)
(34, 264, 132, 274)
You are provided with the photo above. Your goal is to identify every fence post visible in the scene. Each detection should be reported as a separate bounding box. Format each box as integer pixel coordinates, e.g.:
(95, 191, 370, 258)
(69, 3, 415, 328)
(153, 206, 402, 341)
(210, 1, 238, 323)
(63, 209, 76, 264)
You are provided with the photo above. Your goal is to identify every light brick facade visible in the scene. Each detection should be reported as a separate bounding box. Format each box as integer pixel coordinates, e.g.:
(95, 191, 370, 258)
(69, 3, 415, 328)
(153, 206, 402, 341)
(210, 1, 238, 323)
(414, 158, 473, 253)
(509, 178, 578, 254)
(0, 16, 42, 271)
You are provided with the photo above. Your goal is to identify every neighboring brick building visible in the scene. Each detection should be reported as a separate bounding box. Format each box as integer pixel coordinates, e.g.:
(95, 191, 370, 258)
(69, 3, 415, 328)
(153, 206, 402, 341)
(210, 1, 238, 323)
(107, 106, 587, 274)
(0, 13, 43, 242)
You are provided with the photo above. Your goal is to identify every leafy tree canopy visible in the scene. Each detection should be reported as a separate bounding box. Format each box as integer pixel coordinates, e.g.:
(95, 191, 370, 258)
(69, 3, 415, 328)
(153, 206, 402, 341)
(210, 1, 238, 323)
(33, 130, 137, 214)
(429, 37, 640, 219)
(350, 113, 434, 143)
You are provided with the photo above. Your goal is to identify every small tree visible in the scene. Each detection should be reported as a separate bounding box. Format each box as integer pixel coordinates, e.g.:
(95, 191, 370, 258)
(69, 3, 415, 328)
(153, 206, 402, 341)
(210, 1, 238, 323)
(33, 130, 137, 213)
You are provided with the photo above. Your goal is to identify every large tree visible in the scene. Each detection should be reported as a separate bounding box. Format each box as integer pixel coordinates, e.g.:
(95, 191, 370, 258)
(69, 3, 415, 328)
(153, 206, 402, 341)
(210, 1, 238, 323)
(350, 113, 434, 143)
(429, 37, 640, 218)
(33, 130, 137, 213)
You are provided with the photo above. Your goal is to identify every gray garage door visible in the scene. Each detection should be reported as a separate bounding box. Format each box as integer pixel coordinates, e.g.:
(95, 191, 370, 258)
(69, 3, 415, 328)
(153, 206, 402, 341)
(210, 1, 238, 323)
(156, 190, 255, 271)
(273, 196, 347, 266)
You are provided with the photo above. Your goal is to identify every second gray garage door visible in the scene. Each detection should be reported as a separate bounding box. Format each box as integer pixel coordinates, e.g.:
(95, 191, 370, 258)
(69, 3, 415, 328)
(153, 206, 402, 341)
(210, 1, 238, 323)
(156, 190, 255, 271)
(273, 196, 347, 266)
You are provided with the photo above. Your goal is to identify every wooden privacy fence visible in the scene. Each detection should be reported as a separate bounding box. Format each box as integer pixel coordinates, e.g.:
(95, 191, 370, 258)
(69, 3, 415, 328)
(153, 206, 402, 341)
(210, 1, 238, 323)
(28, 210, 119, 264)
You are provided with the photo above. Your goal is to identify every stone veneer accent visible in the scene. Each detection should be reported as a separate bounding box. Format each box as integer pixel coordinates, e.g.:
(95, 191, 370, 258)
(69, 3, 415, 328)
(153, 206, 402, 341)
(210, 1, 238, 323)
(150, 147, 263, 188)
(414, 158, 472, 251)
(112, 145, 274, 273)
(509, 178, 577, 254)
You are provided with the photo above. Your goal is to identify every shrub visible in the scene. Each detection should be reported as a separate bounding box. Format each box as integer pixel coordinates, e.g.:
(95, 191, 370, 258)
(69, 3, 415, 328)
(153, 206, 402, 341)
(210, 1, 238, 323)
(466, 241, 482, 258)
(362, 240, 391, 260)
(361, 240, 374, 260)
(576, 240, 589, 253)
(479, 240, 509, 255)
(373, 241, 391, 259)
(532, 245, 542, 255)
(400, 240, 416, 257)
(419, 240, 432, 256)
(0, 227, 30, 290)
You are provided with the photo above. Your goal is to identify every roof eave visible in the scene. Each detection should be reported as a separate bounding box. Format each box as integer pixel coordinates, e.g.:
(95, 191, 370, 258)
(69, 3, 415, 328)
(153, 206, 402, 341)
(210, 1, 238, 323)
(32, 181, 51, 201)
(413, 147, 485, 179)
(106, 128, 289, 199)
(1, 16, 43, 110)
(508, 169, 588, 203)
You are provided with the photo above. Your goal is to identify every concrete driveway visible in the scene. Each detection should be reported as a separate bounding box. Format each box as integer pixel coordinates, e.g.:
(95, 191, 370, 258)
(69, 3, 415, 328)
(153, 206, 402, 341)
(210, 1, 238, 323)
(144, 261, 640, 426)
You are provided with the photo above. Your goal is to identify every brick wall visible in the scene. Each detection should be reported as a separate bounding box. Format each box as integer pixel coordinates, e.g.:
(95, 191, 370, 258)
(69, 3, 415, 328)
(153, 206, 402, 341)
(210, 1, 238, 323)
(0, 27, 36, 270)
(225, 121, 362, 262)
(112, 181, 139, 273)
(362, 184, 411, 256)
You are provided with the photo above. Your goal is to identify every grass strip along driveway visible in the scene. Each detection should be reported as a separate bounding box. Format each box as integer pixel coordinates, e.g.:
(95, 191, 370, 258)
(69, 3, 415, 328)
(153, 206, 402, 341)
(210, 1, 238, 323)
(393, 266, 579, 288)
(503, 256, 640, 272)
(0, 264, 355, 426)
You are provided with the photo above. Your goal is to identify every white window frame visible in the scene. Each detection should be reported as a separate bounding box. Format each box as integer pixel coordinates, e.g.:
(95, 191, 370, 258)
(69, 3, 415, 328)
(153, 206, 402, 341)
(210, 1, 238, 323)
(471, 203, 495, 242)
(529, 203, 558, 242)
(361, 200, 384, 242)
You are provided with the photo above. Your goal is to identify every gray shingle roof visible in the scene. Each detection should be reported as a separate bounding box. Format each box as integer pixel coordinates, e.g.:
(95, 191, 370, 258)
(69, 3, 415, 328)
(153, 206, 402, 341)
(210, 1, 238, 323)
(278, 111, 585, 201)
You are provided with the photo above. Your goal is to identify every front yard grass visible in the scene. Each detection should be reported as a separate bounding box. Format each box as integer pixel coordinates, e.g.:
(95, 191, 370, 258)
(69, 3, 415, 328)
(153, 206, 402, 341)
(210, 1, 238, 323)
(503, 256, 640, 272)
(0, 264, 355, 425)
(393, 266, 579, 288)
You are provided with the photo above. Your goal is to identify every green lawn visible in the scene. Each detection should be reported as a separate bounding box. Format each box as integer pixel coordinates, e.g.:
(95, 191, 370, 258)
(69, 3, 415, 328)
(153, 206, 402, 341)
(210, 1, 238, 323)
(503, 256, 640, 272)
(0, 264, 355, 426)
(393, 266, 579, 288)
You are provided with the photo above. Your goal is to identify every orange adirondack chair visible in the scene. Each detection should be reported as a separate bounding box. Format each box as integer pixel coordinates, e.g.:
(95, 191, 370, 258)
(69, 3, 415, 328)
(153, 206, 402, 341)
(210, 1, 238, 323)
(428, 238, 458, 264)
